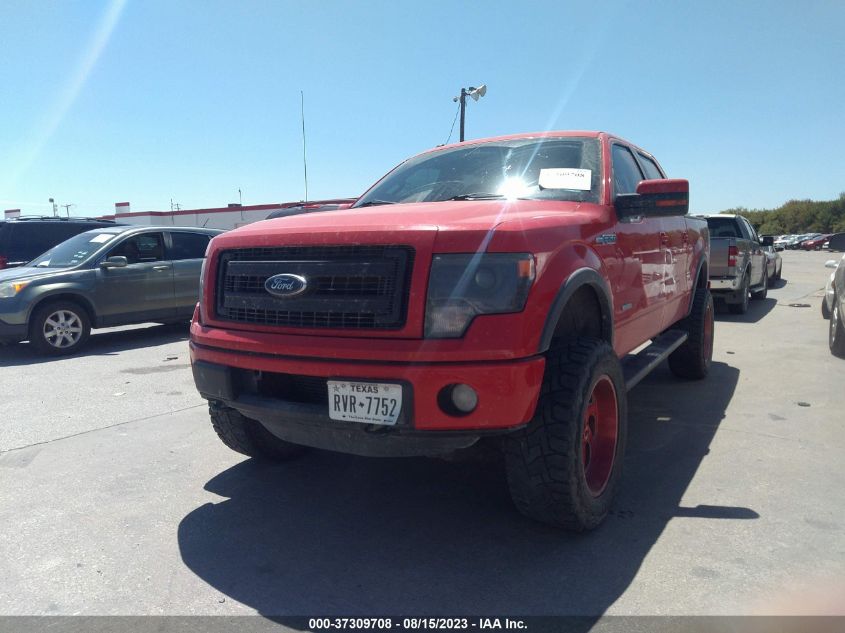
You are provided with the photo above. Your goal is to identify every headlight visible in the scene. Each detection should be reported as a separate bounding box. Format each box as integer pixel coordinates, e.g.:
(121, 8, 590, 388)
(425, 253, 535, 338)
(0, 280, 30, 298)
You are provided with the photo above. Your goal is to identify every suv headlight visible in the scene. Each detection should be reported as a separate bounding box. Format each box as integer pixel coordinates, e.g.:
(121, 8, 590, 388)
(0, 280, 30, 298)
(425, 253, 535, 338)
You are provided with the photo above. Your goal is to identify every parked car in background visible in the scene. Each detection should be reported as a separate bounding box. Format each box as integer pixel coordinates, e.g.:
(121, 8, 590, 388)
(802, 234, 833, 250)
(763, 244, 782, 281)
(824, 255, 845, 357)
(825, 233, 845, 252)
(784, 233, 815, 250)
(773, 235, 792, 250)
(0, 216, 122, 269)
(0, 225, 222, 355)
(703, 214, 768, 313)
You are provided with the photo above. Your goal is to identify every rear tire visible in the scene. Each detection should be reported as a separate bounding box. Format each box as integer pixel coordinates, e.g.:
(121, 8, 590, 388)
(729, 274, 750, 314)
(830, 296, 845, 358)
(29, 301, 91, 356)
(751, 270, 768, 300)
(504, 339, 627, 531)
(669, 287, 714, 379)
(209, 402, 309, 461)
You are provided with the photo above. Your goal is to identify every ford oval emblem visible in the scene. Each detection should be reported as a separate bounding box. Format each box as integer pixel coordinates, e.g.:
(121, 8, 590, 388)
(264, 273, 308, 298)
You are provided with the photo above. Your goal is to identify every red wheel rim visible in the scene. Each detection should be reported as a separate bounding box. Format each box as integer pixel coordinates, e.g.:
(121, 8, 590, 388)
(581, 375, 619, 497)
(703, 297, 714, 363)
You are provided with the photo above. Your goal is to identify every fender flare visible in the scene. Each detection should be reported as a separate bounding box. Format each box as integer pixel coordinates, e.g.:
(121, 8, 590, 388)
(27, 290, 98, 328)
(538, 267, 614, 353)
(687, 256, 709, 316)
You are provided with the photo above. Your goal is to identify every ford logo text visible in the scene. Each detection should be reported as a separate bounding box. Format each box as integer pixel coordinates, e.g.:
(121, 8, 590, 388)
(264, 273, 308, 298)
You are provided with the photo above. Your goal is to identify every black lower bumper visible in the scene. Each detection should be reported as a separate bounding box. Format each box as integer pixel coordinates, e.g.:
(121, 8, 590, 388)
(192, 360, 483, 458)
(0, 318, 27, 344)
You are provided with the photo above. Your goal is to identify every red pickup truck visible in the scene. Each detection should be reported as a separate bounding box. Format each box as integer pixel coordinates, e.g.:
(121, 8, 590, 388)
(190, 131, 712, 530)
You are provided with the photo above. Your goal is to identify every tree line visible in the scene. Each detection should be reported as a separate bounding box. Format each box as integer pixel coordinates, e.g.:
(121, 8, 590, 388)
(717, 193, 845, 235)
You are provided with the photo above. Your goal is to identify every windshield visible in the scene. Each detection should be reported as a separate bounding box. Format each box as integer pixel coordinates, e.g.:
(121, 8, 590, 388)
(28, 230, 122, 268)
(355, 137, 602, 207)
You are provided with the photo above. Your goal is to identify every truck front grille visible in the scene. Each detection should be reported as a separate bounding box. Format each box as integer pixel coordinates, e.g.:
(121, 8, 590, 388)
(215, 245, 414, 330)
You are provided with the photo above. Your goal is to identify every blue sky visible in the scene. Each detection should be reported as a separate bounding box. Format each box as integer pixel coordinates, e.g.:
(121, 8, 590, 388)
(1, 0, 843, 216)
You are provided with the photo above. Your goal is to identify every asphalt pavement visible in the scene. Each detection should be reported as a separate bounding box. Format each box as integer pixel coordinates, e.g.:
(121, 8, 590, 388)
(1, 250, 843, 618)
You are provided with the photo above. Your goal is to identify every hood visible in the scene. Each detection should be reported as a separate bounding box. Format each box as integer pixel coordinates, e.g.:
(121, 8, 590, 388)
(0, 266, 73, 284)
(209, 198, 608, 256)
(228, 199, 592, 236)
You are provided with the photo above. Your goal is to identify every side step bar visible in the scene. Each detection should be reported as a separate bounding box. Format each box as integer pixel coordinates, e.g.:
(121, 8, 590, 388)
(621, 329, 688, 392)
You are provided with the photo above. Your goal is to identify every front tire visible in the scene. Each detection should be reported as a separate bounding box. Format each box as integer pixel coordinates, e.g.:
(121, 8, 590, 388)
(669, 287, 714, 379)
(830, 296, 845, 358)
(504, 339, 627, 531)
(209, 402, 309, 461)
(29, 301, 91, 355)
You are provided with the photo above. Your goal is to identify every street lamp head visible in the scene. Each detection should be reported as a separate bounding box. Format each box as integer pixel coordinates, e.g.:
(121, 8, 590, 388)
(468, 84, 487, 101)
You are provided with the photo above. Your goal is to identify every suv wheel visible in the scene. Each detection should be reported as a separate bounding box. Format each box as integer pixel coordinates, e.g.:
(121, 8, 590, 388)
(209, 402, 309, 460)
(830, 296, 845, 358)
(29, 301, 91, 355)
(504, 339, 627, 531)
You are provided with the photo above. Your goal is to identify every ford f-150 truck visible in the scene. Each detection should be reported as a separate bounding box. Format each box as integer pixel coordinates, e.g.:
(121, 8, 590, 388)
(190, 131, 712, 530)
(703, 214, 768, 314)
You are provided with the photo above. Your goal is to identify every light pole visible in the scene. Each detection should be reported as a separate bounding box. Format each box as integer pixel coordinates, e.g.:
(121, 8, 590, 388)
(452, 84, 487, 142)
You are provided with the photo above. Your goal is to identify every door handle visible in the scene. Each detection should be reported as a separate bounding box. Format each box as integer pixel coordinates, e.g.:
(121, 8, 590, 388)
(153, 265, 170, 271)
(659, 232, 670, 245)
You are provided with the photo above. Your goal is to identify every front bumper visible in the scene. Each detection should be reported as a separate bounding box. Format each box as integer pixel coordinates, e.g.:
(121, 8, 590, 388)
(0, 317, 27, 344)
(710, 277, 741, 292)
(190, 335, 545, 455)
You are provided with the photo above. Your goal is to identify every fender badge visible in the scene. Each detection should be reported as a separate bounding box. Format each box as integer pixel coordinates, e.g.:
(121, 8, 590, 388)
(596, 233, 617, 245)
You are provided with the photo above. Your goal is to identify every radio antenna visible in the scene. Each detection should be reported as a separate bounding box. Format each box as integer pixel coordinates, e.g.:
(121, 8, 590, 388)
(301, 90, 309, 203)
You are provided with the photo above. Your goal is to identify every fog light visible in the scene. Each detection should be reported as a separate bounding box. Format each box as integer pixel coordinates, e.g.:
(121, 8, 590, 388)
(452, 384, 478, 413)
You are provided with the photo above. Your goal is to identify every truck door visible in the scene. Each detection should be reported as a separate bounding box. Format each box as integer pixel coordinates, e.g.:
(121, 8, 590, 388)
(609, 143, 666, 350)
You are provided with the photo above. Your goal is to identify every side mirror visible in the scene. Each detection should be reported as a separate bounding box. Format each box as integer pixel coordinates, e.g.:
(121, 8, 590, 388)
(826, 260, 839, 269)
(616, 179, 689, 217)
(761, 236, 774, 247)
(100, 256, 128, 269)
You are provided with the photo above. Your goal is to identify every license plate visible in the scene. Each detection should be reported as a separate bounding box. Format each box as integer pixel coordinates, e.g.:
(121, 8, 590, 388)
(327, 380, 402, 426)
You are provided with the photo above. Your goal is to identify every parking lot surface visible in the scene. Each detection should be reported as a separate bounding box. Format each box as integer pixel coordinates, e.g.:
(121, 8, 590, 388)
(1, 250, 843, 617)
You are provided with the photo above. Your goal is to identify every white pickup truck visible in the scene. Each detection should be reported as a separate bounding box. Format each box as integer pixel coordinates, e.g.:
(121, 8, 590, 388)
(703, 214, 768, 314)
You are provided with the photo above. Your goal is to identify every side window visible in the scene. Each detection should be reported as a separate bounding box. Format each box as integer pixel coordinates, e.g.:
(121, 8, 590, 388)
(745, 220, 759, 243)
(737, 218, 754, 241)
(611, 145, 645, 197)
(170, 233, 211, 260)
(637, 153, 664, 180)
(108, 233, 165, 264)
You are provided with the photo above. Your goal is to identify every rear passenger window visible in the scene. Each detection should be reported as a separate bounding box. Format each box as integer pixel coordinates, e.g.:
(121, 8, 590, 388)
(170, 233, 211, 260)
(637, 153, 664, 180)
(611, 145, 644, 197)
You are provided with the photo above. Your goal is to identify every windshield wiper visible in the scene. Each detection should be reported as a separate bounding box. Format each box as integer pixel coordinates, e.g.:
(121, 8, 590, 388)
(356, 199, 397, 207)
(447, 192, 505, 201)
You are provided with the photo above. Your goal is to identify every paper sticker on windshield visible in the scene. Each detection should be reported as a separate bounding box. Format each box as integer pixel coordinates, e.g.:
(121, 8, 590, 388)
(539, 168, 592, 190)
(90, 234, 114, 243)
